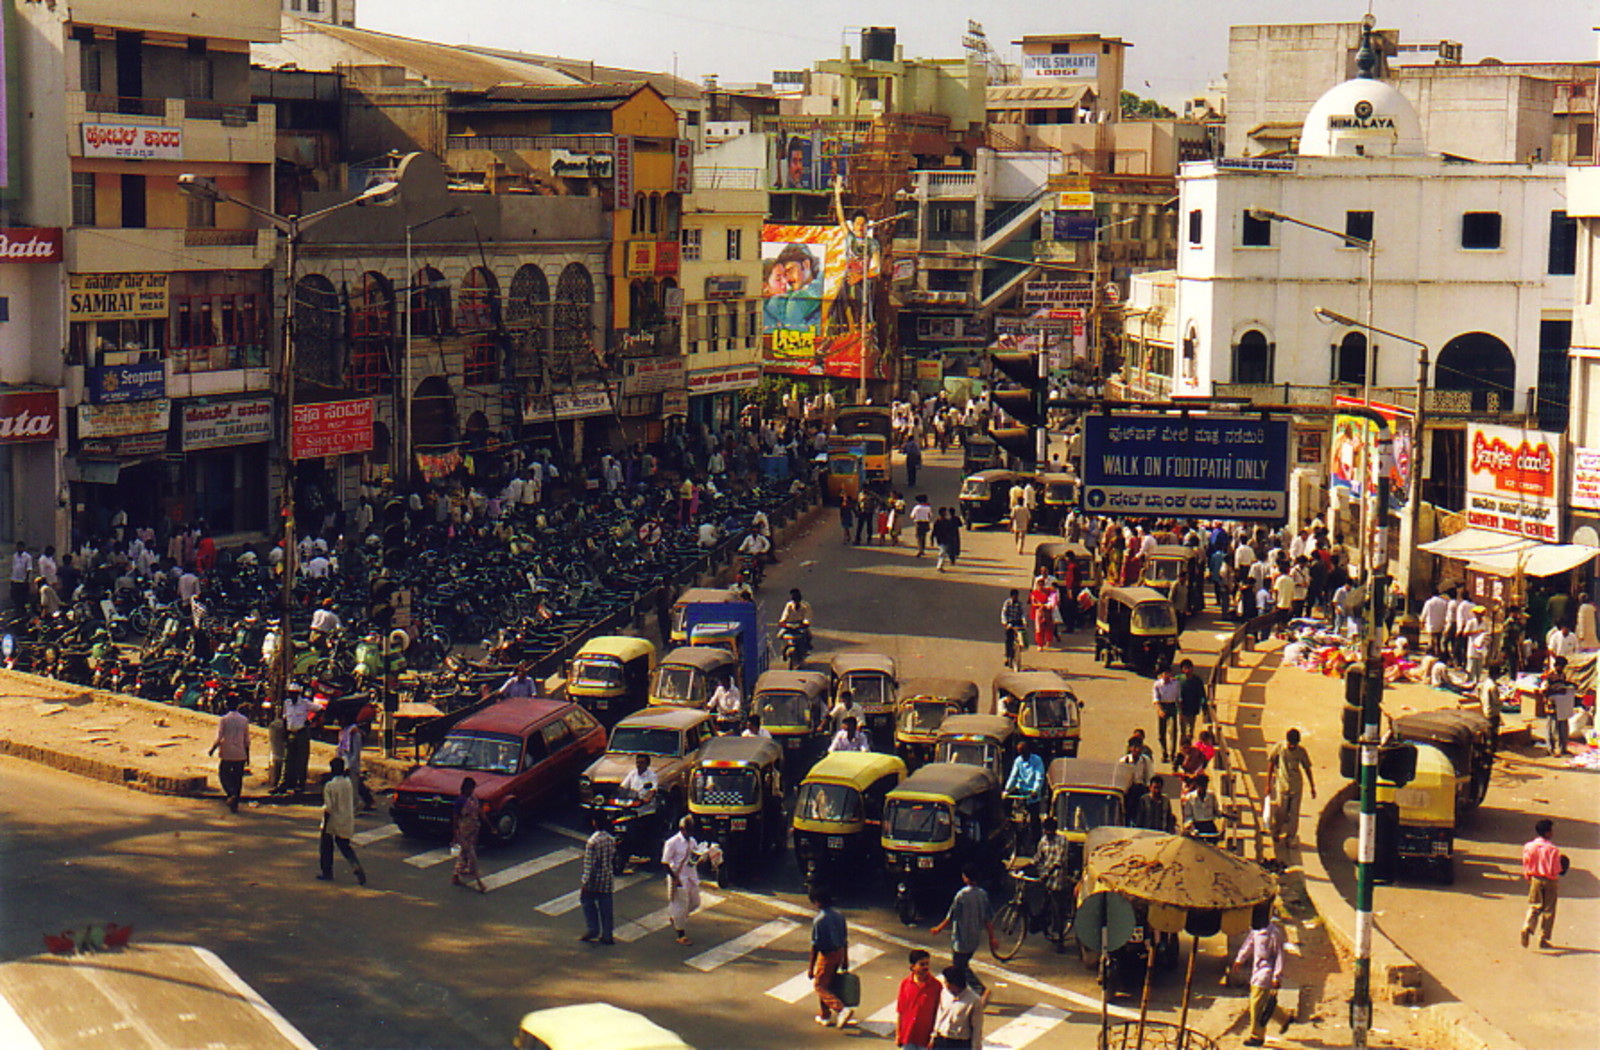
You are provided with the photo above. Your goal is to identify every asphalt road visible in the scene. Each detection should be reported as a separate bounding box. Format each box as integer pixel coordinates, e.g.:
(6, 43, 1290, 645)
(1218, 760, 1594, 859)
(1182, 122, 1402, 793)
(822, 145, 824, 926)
(0, 448, 1243, 1050)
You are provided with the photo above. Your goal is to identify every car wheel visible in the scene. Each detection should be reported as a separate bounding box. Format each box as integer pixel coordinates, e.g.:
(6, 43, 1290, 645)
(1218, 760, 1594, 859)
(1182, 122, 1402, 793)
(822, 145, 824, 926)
(491, 807, 520, 844)
(393, 816, 425, 839)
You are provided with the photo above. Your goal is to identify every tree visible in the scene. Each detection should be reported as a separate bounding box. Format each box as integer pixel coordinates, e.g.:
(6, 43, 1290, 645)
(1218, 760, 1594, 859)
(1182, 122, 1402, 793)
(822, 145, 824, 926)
(1120, 91, 1175, 120)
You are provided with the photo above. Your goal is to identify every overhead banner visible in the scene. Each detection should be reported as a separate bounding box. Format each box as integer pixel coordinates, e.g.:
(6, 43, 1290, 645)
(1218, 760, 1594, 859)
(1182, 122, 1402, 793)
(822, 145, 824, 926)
(1080, 415, 1292, 522)
(1329, 396, 1412, 511)
(1465, 423, 1562, 542)
(761, 222, 886, 380)
(182, 398, 274, 451)
(291, 399, 373, 460)
(81, 123, 183, 160)
(69, 273, 169, 321)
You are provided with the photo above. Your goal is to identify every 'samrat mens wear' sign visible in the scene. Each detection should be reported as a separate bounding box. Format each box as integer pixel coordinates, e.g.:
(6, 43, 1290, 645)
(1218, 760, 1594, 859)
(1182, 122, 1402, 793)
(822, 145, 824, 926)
(1465, 424, 1563, 542)
(291, 399, 373, 460)
(69, 273, 169, 320)
(1080, 414, 1291, 522)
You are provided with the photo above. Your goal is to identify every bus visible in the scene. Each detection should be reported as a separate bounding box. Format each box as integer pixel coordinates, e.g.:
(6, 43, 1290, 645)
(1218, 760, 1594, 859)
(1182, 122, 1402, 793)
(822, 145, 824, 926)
(834, 406, 893, 487)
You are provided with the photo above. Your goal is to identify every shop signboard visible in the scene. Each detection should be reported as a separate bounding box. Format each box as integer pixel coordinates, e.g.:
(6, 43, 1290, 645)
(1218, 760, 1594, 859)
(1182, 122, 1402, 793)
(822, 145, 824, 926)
(621, 356, 686, 396)
(762, 221, 885, 380)
(550, 150, 613, 178)
(654, 240, 680, 278)
(0, 227, 64, 263)
(77, 398, 171, 439)
(626, 241, 657, 277)
(1573, 446, 1600, 512)
(1464, 423, 1562, 542)
(613, 135, 634, 209)
(661, 388, 689, 416)
(687, 364, 761, 395)
(1056, 191, 1094, 211)
(0, 389, 59, 444)
(673, 139, 694, 193)
(1080, 414, 1291, 522)
(88, 360, 166, 404)
(290, 399, 373, 460)
(1052, 212, 1098, 241)
(68, 273, 169, 321)
(81, 123, 183, 160)
(1022, 53, 1099, 80)
(705, 276, 746, 300)
(522, 387, 613, 422)
(79, 430, 166, 458)
(182, 398, 274, 451)
(1022, 280, 1093, 309)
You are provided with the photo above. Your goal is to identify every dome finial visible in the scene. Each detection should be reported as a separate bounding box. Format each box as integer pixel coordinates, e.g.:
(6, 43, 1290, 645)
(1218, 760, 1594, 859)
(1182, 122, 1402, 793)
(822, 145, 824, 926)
(1356, 14, 1377, 80)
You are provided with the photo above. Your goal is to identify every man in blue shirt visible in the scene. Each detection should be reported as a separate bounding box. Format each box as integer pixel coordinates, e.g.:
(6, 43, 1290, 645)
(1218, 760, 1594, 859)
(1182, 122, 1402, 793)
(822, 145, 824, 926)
(1004, 739, 1047, 852)
(809, 889, 853, 1028)
(930, 864, 997, 995)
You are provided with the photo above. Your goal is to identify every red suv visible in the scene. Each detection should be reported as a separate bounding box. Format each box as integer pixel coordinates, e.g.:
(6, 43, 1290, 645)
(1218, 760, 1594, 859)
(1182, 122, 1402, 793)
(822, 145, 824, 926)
(391, 698, 605, 843)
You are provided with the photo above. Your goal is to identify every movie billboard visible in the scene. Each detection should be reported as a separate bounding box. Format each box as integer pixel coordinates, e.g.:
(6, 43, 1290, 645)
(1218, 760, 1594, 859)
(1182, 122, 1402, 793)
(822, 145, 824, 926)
(1329, 396, 1413, 512)
(773, 132, 853, 190)
(762, 222, 884, 379)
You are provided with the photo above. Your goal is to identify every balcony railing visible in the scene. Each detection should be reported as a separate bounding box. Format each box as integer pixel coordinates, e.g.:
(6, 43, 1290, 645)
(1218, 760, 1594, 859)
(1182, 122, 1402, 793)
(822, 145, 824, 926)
(695, 167, 763, 190)
(183, 99, 259, 124)
(84, 93, 166, 117)
(184, 228, 260, 247)
(446, 134, 616, 153)
(1209, 383, 1515, 416)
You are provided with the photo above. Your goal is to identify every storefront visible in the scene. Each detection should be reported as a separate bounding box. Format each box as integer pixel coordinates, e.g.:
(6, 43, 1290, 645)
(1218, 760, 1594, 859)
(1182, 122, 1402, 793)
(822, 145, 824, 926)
(686, 363, 761, 430)
(0, 388, 64, 548)
(179, 398, 274, 535)
(520, 385, 616, 465)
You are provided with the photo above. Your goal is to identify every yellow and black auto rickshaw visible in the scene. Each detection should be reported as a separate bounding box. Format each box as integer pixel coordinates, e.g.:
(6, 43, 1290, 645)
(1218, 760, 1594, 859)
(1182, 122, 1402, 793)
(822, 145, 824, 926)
(962, 434, 1004, 475)
(1376, 741, 1459, 884)
(958, 470, 1018, 529)
(1047, 757, 1138, 884)
(894, 677, 981, 770)
(1390, 709, 1494, 812)
(792, 750, 908, 891)
(830, 652, 898, 749)
(649, 646, 737, 710)
(882, 762, 1010, 925)
(567, 636, 657, 726)
(994, 670, 1083, 762)
(824, 442, 867, 505)
(1036, 473, 1077, 533)
(1094, 586, 1180, 674)
(1138, 544, 1205, 620)
(1034, 540, 1096, 589)
(934, 713, 1019, 783)
(752, 669, 831, 771)
(687, 733, 785, 885)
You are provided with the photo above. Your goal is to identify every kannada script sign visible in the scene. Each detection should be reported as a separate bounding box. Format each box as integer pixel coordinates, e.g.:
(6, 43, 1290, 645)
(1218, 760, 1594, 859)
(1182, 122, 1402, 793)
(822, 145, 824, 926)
(1080, 415, 1291, 522)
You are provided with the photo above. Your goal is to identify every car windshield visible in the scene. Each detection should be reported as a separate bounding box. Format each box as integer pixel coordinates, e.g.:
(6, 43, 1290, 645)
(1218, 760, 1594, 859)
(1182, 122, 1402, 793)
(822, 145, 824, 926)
(1056, 791, 1124, 834)
(1143, 559, 1183, 583)
(654, 666, 704, 705)
(900, 701, 953, 734)
(691, 768, 758, 807)
(574, 656, 624, 688)
(937, 741, 991, 769)
(843, 675, 893, 708)
(608, 726, 684, 758)
(1133, 604, 1177, 631)
(1022, 694, 1077, 729)
(795, 782, 863, 823)
(830, 458, 859, 476)
(959, 479, 986, 498)
(430, 732, 520, 775)
(758, 691, 809, 727)
(885, 800, 953, 843)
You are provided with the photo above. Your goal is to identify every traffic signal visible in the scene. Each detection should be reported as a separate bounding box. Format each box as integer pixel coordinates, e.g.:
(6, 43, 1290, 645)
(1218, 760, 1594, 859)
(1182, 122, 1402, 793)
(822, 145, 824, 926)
(1340, 664, 1365, 780)
(988, 349, 1047, 471)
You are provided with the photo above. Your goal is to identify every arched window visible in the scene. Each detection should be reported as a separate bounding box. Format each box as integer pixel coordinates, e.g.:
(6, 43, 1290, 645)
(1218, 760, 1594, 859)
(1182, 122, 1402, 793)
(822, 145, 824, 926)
(1231, 329, 1274, 385)
(349, 271, 394, 393)
(1333, 331, 1366, 387)
(554, 263, 595, 372)
(410, 266, 450, 337)
(293, 273, 342, 384)
(1436, 332, 1516, 410)
(648, 192, 661, 234)
(628, 278, 659, 330)
(459, 267, 500, 385)
(507, 264, 550, 356)
(632, 193, 647, 236)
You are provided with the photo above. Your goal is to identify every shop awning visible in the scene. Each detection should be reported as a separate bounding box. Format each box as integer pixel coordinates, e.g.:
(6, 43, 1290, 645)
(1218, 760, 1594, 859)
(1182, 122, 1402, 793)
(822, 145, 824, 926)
(1419, 528, 1538, 560)
(1467, 545, 1600, 578)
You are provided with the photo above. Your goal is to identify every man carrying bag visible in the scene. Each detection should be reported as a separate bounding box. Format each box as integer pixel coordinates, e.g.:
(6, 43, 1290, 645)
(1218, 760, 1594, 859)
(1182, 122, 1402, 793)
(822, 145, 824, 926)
(809, 889, 856, 1028)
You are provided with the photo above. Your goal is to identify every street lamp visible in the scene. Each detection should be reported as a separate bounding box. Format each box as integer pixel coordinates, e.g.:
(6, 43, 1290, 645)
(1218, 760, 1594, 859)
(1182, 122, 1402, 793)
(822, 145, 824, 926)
(178, 174, 400, 714)
(1312, 304, 1429, 1050)
(403, 206, 470, 479)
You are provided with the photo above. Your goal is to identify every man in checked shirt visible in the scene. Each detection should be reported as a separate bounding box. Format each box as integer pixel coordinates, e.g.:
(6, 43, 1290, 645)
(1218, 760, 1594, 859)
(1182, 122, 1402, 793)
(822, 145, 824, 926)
(579, 813, 617, 945)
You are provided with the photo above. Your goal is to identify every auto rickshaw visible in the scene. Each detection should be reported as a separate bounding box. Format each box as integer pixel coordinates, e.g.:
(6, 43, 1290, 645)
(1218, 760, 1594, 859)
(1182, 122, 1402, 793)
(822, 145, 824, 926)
(882, 762, 1010, 925)
(687, 734, 785, 884)
(649, 646, 737, 710)
(515, 1003, 695, 1050)
(934, 713, 1019, 782)
(963, 433, 1004, 475)
(958, 470, 1018, 529)
(1094, 586, 1180, 674)
(793, 750, 908, 890)
(1047, 758, 1138, 885)
(752, 669, 831, 771)
(670, 588, 743, 645)
(567, 636, 657, 726)
(894, 677, 981, 770)
(1376, 742, 1459, 884)
(1036, 473, 1077, 533)
(994, 670, 1083, 762)
(824, 445, 866, 505)
(830, 653, 898, 749)
(1034, 540, 1096, 589)
(1139, 545, 1204, 620)
(1389, 709, 1494, 811)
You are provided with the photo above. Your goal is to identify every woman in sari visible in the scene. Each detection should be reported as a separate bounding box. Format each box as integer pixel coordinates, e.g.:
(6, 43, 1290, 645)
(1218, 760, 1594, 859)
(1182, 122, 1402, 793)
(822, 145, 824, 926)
(451, 777, 488, 893)
(1031, 583, 1058, 651)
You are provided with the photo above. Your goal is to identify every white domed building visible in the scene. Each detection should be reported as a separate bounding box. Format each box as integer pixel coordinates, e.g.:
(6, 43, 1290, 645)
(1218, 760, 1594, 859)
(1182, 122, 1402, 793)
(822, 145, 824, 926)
(1153, 29, 1577, 597)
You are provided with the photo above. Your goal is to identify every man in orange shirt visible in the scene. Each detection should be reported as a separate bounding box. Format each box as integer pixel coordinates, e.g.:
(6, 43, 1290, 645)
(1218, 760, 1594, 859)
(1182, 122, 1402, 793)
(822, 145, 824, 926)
(895, 949, 941, 1050)
(1520, 818, 1565, 949)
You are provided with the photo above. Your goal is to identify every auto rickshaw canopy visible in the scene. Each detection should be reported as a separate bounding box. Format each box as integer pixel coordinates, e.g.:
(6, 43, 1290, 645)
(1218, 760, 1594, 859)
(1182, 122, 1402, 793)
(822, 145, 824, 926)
(889, 761, 1000, 805)
(897, 677, 981, 707)
(1098, 586, 1180, 634)
(937, 713, 1018, 745)
(830, 652, 898, 679)
(659, 646, 738, 674)
(1048, 757, 1137, 795)
(576, 636, 657, 664)
(1082, 826, 1277, 928)
(695, 733, 783, 770)
(803, 750, 908, 790)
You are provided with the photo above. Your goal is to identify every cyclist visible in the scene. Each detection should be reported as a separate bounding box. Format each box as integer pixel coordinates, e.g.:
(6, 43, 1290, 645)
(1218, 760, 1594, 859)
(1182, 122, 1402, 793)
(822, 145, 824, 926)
(1030, 814, 1071, 941)
(1003, 739, 1047, 852)
(1000, 589, 1028, 669)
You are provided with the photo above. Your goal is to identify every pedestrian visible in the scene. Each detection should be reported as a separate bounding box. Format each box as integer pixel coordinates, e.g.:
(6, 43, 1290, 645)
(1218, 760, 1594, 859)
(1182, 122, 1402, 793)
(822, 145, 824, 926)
(449, 777, 488, 893)
(1152, 668, 1181, 763)
(579, 812, 616, 945)
(1029, 581, 1057, 650)
(1520, 818, 1567, 949)
(208, 698, 250, 813)
(911, 496, 933, 557)
(9, 541, 32, 612)
(620, 753, 660, 872)
(495, 662, 539, 699)
(336, 714, 375, 811)
(1176, 659, 1208, 747)
(945, 509, 962, 564)
(1134, 776, 1176, 832)
(929, 863, 997, 996)
(930, 965, 986, 1049)
(1001, 589, 1028, 666)
(932, 509, 954, 572)
(809, 888, 854, 1027)
(855, 491, 875, 546)
(840, 495, 856, 544)
(316, 757, 367, 886)
(895, 949, 942, 1050)
(903, 438, 922, 487)
(1265, 728, 1316, 860)
(662, 815, 705, 946)
(1116, 735, 1153, 795)
(1181, 772, 1222, 841)
(1010, 498, 1031, 555)
(1542, 656, 1576, 757)
(1420, 587, 1451, 656)
(1231, 907, 1293, 1046)
(275, 686, 316, 795)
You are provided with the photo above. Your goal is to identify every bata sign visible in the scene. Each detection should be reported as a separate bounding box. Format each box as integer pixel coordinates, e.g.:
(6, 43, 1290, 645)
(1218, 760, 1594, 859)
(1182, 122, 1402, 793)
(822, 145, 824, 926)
(82, 123, 184, 160)
(0, 391, 60, 444)
(0, 228, 64, 263)
(1464, 423, 1563, 541)
(290, 399, 373, 460)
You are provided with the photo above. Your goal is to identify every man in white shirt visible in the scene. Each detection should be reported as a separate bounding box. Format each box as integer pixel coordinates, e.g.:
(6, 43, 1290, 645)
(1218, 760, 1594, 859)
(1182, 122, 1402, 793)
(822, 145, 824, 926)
(1452, 595, 1476, 666)
(828, 716, 872, 753)
(177, 569, 202, 607)
(275, 688, 319, 795)
(503, 475, 525, 505)
(828, 690, 864, 731)
(696, 521, 721, 549)
(1420, 590, 1451, 655)
(909, 497, 934, 558)
(1547, 623, 1580, 664)
(304, 553, 332, 578)
(710, 675, 744, 727)
(310, 600, 341, 645)
(1233, 541, 1256, 572)
(9, 542, 33, 612)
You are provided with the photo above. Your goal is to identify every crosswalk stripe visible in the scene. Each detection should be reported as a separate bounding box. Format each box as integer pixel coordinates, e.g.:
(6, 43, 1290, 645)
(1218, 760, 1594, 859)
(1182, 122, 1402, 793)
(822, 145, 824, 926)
(984, 1004, 1068, 1049)
(764, 944, 884, 1004)
(535, 873, 649, 916)
(859, 1001, 897, 1040)
(613, 891, 725, 943)
(536, 821, 590, 845)
(481, 846, 582, 892)
(686, 919, 800, 973)
(351, 825, 401, 847)
(404, 847, 454, 869)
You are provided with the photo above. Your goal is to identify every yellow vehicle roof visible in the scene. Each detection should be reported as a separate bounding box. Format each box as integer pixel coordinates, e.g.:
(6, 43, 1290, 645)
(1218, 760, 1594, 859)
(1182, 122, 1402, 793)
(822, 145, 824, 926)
(754, 670, 831, 696)
(1047, 758, 1136, 794)
(696, 734, 782, 768)
(804, 750, 907, 788)
(830, 652, 897, 678)
(890, 762, 998, 802)
(994, 670, 1074, 698)
(577, 636, 656, 663)
(660, 646, 736, 672)
(937, 713, 1016, 742)
(516, 1003, 694, 1050)
(897, 677, 980, 704)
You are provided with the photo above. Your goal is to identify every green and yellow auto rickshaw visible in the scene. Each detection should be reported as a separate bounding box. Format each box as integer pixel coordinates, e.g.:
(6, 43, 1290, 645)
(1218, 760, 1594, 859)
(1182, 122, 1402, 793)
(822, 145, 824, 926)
(994, 670, 1083, 762)
(792, 750, 908, 891)
(752, 669, 831, 772)
(1047, 757, 1138, 885)
(882, 762, 1010, 925)
(1036, 472, 1077, 533)
(1138, 544, 1204, 621)
(959, 470, 1019, 529)
(1390, 709, 1494, 812)
(1376, 741, 1459, 885)
(648, 646, 737, 710)
(894, 677, 980, 770)
(687, 733, 785, 885)
(830, 652, 898, 749)
(934, 713, 1019, 783)
(567, 636, 657, 727)
(1094, 586, 1180, 674)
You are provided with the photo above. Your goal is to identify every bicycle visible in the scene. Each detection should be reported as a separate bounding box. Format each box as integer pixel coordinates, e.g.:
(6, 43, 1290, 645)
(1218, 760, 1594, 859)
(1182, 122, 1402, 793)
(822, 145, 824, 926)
(992, 862, 1070, 961)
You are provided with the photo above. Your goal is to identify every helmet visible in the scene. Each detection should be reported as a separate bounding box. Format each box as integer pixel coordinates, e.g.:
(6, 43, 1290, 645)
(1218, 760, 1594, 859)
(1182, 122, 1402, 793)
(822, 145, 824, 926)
(388, 629, 410, 652)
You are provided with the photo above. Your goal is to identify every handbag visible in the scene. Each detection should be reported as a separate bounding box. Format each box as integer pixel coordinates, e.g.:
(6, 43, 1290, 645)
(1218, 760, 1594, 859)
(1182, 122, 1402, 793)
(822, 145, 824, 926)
(834, 970, 861, 1008)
